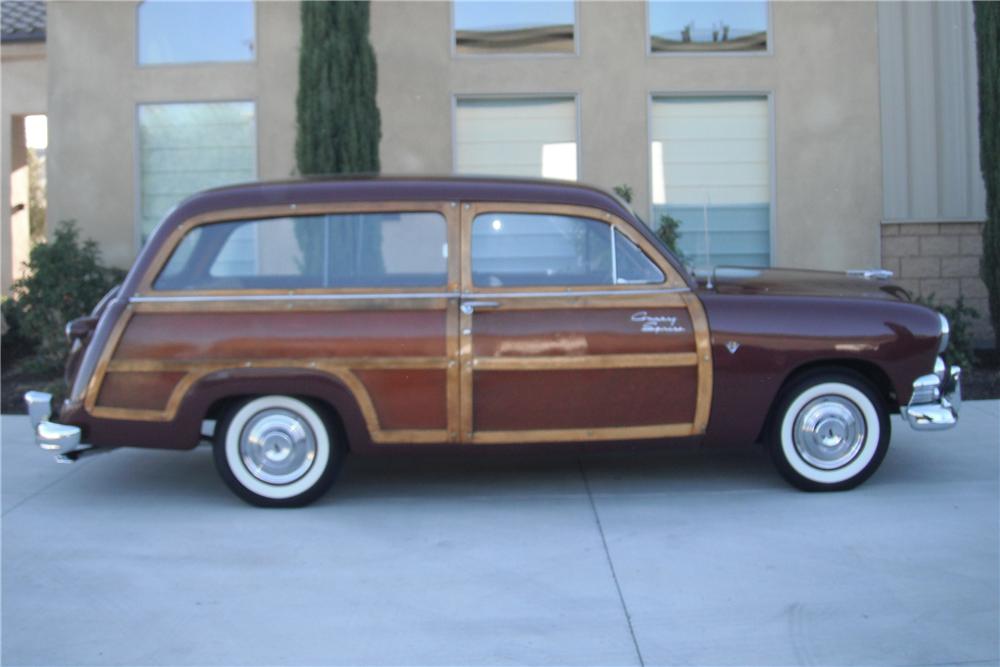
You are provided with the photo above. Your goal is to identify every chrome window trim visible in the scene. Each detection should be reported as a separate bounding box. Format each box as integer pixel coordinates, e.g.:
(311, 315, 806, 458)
(610, 224, 619, 285)
(130, 286, 690, 304)
(467, 287, 689, 299)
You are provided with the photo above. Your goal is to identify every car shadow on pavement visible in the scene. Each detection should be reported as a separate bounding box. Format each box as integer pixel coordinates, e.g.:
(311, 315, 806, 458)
(329, 442, 784, 504)
(66, 441, 785, 506)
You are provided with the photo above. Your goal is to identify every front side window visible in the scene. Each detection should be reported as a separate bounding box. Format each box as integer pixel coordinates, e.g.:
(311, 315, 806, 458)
(471, 212, 664, 288)
(138, 0, 255, 65)
(138, 102, 256, 244)
(650, 96, 771, 268)
(648, 1, 768, 53)
(455, 97, 577, 181)
(453, 0, 575, 55)
(154, 212, 448, 291)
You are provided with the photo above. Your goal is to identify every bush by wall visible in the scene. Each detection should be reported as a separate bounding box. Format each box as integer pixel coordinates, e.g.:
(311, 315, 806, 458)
(915, 293, 980, 369)
(2, 221, 125, 374)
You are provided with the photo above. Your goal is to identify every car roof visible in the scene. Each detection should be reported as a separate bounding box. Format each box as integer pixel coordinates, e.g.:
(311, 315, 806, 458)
(125, 176, 693, 294)
(168, 175, 636, 225)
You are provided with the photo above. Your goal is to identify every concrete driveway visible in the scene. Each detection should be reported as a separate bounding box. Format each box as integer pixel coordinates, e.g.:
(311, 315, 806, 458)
(2, 403, 998, 666)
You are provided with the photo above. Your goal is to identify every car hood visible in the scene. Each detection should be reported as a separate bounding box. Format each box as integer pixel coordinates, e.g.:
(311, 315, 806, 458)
(702, 267, 911, 301)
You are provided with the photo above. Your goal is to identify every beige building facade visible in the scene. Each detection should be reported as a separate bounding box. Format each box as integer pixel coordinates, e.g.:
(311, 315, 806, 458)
(5, 0, 992, 337)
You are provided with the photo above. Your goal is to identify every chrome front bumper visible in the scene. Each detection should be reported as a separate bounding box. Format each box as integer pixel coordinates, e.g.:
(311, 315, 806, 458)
(901, 358, 961, 431)
(24, 391, 90, 463)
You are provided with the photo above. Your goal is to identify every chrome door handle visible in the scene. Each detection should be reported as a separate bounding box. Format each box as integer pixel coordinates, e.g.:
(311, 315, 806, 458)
(460, 301, 499, 315)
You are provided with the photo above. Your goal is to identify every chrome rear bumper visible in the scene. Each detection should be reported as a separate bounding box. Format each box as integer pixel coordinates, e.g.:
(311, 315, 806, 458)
(901, 359, 961, 431)
(24, 391, 93, 463)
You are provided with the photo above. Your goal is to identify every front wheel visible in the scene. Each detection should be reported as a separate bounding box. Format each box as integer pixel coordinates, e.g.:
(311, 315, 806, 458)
(214, 395, 343, 507)
(769, 373, 890, 491)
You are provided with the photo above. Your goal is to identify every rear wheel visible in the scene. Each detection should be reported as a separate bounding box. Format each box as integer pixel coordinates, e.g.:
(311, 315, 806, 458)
(213, 395, 343, 507)
(769, 372, 890, 491)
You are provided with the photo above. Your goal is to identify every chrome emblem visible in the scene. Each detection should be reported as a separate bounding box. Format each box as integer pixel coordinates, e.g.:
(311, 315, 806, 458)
(725, 340, 741, 354)
(631, 311, 685, 334)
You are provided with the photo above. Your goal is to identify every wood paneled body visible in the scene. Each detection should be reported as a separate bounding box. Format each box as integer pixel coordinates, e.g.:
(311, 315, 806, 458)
(464, 300, 702, 441)
(456, 202, 712, 444)
(91, 303, 455, 441)
(75, 193, 713, 450)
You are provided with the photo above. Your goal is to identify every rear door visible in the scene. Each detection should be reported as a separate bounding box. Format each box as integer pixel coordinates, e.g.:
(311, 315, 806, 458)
(457, 202, 712, 444)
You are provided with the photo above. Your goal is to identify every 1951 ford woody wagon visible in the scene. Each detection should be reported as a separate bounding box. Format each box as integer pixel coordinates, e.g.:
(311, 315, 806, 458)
(25, 177, 960, 506)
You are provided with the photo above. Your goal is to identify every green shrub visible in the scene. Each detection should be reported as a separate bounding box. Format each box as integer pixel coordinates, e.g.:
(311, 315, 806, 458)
(2, 221, 125, 374)
(612, 184, 634, 204)
(914, 294, 980, 369)
(654, 213, 684, 259)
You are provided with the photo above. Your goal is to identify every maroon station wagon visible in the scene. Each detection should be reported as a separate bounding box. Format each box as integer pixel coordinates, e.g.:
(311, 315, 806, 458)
(25, 177, 960, 506)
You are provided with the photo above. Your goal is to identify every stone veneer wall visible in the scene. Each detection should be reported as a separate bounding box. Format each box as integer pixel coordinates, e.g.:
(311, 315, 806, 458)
(881, 222, 993, 345)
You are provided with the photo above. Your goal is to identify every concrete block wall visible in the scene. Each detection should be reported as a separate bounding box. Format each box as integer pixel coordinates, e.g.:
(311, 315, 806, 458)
(882, 222, 993, 344)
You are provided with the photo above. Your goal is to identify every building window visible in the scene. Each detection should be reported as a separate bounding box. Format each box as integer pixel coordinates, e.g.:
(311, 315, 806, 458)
(650, 96, 771, 268)
(137, 102, 256, 244)
(648, 1, 768, 53)
(137, 0, 255, 65)
(454, 97, 577, 180)
(453, 0, 575, 55)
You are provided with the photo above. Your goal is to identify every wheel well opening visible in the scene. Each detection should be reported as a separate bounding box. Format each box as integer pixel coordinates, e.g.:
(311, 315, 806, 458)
(755, 360, 899, 443)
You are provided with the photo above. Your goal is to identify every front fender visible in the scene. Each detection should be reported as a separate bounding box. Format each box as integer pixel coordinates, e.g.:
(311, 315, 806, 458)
(698, 292, 941, 446)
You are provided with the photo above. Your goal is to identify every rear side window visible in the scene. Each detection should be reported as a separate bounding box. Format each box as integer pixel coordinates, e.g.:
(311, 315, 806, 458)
(154, 212, 448, 290)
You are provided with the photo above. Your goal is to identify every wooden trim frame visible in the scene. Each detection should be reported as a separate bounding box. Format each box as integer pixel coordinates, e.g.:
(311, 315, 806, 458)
(137, 200, 460, 296)
(457, 201, 713, 445)
(86, 301, 454, 444)
(88, 200, 463, 445)
(459, 201, 689, 292)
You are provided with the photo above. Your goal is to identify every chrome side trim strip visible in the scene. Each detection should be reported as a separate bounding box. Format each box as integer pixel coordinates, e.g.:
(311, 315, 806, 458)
(131, 292, 460, 303)
(468, 287, 690, 298)
(130, 287, 691, 304)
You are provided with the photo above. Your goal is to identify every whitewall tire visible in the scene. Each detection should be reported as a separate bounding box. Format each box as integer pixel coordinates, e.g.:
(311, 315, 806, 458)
(214, 396, 343, 507)
(769, 373, 890, 491)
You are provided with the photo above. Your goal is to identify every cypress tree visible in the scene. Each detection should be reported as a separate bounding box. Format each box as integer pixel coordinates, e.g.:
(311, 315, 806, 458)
(295, 0, 381, 175)
(974, 2, 1000, 348)
(294, 1, 382, 279)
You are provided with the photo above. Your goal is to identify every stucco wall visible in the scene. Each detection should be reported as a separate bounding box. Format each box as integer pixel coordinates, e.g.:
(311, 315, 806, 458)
(46, 1, 883, 271)
(45, 1, 298, 269)
(372, 0, 884, 270)
(1, 40, 47, 293)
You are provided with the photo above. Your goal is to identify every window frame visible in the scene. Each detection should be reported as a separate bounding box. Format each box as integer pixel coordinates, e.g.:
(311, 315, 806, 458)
(139, 201, 461, 297)
(646, 91, 777, 269)
(135, 0, 258, 68)
(645, 0, 774, 58)
(450, 0, 580, 59)
(460, 202, 688, 294)
(133, 99, 259, 253)
(451, 93, 582, 181)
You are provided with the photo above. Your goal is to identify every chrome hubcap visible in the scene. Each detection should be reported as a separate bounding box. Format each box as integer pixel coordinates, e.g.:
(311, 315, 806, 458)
(239, 408, 316, 484)
(793, 396, 866, 470)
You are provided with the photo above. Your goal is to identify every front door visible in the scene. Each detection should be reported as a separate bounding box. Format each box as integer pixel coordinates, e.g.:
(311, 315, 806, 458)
(457, 202, 712, 444)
